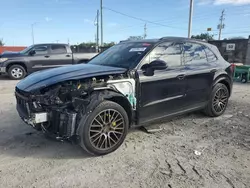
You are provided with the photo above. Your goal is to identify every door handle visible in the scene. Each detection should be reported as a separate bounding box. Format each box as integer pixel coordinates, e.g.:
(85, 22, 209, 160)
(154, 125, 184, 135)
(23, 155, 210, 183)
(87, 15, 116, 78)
(177, 74, 186, 80)
(210, 69, 218, 73)
(44, 55, 50, 58)
(66, 55, 71, 57)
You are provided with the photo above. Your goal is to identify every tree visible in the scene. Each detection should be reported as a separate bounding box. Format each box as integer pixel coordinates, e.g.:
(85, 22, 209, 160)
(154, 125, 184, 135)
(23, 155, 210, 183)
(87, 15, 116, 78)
(191, 33, 214, 41)
(0, 38, 4, 46)
(103, 42, 115, 48)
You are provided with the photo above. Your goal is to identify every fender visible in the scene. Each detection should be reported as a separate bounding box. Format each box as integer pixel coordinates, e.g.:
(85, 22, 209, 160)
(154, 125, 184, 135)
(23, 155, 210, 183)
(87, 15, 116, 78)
(4, 60, 28, 72)
(213, 72, 232, 95)
(76, 89, 133, 136)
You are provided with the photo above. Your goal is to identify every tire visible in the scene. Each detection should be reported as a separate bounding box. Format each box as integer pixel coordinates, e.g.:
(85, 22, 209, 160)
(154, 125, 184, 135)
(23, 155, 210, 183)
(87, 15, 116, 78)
(241, 74, 247, 83)
(204, 83, 229, 117)
(8, 65, 26, 80)
(78, 101, 129, 155)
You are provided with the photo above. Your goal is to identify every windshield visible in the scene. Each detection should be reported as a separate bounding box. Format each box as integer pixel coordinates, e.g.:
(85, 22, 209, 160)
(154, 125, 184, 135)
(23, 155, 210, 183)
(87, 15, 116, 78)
(20, 45, 34, 54)
(88, 42, 154, 69)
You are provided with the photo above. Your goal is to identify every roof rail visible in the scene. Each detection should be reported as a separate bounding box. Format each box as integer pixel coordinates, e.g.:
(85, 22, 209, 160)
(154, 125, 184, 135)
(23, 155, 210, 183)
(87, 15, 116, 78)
(119, 40, 129, 43)
(159, 36, 187, 40)
(159, 37, 168, 40)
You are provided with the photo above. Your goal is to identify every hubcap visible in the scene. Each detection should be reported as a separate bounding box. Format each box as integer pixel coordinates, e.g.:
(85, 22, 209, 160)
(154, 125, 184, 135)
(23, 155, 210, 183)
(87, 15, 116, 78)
(11, 68, 23, 78)
(89, 109, 125, 150)
(213, 88, 228, 113)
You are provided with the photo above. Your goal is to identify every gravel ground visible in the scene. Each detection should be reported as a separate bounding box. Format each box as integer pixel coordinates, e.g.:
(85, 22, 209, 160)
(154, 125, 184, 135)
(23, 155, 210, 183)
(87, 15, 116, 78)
(0, 76, 249, 188)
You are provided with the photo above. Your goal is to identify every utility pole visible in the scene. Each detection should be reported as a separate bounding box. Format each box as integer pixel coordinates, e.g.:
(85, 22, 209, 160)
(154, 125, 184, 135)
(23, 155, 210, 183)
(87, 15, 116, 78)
(100, 0, 103, 46)
(31, 22, 38, 44)
(144, 23, 147, 39)
(31, 23, 35, 45)
(95, 10, 99, 52)
(218, 9, 225, 40)
(188, 0, 194, 38)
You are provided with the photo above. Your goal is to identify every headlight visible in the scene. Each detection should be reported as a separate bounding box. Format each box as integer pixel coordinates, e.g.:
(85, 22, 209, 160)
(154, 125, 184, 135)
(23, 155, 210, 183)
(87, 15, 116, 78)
(0, 58, 8, 62)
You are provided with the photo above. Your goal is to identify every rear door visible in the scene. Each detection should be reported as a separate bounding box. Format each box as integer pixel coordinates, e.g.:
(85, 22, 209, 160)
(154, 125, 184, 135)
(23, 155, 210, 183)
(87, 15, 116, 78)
(138, 42, 187, 123)
(183, 42, 218, 107)
(47, 44, 73, 67)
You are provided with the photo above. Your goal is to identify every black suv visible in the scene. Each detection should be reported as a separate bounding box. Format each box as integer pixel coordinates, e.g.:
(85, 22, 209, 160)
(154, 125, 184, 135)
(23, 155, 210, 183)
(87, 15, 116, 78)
(15, 37, 233, 155)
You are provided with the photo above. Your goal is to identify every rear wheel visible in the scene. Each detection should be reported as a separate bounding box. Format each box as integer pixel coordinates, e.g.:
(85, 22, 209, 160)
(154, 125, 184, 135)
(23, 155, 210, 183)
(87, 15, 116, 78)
(204, 83, 229, 117)
(78, 101, 129, 155)
(241, 73, 248, 83)
(8, 65, 26, 80)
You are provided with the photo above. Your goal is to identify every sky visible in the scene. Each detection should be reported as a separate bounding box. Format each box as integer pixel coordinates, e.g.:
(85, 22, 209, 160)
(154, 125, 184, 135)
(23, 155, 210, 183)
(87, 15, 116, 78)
(0, 0, 250, 46)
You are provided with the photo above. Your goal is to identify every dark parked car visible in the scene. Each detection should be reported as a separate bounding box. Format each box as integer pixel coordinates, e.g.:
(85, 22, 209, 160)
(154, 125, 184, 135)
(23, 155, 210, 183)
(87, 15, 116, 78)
(15, 37, 233, 155)
(0, 43, 97, 79)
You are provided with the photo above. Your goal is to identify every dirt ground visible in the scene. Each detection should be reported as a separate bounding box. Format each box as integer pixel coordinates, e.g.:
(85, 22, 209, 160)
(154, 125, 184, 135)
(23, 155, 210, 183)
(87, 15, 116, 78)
(0, 76, 249, 188)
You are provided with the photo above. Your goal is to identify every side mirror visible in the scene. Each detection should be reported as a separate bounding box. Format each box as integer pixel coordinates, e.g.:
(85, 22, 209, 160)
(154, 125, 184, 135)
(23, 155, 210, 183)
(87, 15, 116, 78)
(29, 50, 36, 56)
(141, 60, 168, 76)
(149, 60, 168, 70)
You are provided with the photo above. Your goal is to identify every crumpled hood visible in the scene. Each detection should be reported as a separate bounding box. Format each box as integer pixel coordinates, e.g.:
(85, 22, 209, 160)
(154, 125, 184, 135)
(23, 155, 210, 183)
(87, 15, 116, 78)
(16, 64, 127, 92)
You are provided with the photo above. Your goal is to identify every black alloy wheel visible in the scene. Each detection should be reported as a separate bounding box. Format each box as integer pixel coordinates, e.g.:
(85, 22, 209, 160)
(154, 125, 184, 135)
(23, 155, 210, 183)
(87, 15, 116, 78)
(89, 109, 125, 150)
(212, 87, 228, 114)
(204, 83, 229, 117)
(79, 101, 129, 155)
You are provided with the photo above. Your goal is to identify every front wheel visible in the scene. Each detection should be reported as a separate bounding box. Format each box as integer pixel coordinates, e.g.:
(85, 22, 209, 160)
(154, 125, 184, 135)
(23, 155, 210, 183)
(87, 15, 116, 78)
(8, 65, 26, 80)
(78, 101, 129, 155)
(204, 83, 229, 117)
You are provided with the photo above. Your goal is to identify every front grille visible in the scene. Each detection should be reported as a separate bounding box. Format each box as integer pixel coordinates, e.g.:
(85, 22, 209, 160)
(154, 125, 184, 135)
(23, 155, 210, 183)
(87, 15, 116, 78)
(15, 90, 31, 118)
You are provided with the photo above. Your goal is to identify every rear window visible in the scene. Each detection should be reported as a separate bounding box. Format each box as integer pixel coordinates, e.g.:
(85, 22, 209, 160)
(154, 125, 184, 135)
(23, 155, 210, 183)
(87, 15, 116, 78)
(204, 47, 217, 62)
(51, 45, 67, 54)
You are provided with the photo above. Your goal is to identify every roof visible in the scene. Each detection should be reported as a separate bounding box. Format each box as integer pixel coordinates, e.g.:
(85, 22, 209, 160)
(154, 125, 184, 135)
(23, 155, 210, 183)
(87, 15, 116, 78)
(33, 43, 68, 46)
(120, 37, 209, 44)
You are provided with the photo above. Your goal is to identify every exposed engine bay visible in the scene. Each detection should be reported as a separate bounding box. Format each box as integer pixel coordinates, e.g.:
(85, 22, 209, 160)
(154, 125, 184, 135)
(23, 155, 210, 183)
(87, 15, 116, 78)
(15, 74, 136, 140)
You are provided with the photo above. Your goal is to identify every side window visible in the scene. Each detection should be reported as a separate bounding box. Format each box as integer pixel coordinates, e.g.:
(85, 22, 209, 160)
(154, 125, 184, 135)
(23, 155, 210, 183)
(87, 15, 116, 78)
(33, 46, 48, 55)
(204, 47, 217, 62)
(51, 45, 67, 54)
(183, 43, 207, 65)
(142, 42, 182, 67)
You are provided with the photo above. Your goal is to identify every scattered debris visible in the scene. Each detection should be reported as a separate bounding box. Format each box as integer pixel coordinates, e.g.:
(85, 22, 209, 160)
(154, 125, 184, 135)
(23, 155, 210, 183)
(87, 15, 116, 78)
(223, 114, 233, 118)
(194, 150, 202, 156)
(142, 125, 163, 133)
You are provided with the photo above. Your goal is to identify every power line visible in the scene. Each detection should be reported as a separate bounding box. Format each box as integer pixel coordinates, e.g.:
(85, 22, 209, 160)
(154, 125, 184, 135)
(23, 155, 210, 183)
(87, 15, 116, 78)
(103, 6, 187, 30)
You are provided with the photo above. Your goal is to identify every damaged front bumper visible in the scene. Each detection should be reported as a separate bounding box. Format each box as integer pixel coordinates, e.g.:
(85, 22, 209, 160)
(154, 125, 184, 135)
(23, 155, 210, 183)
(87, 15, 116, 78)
(15, 90, 78, 140)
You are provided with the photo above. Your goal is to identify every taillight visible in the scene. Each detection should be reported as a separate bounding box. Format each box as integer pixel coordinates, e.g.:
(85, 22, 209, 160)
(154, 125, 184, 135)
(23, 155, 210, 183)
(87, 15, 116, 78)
(230, 63, 235, 74)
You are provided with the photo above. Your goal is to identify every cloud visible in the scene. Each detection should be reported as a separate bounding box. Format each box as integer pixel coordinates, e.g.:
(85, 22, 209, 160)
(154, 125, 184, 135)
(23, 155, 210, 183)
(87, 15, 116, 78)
(45, 17, 52, 22)
(198, 0, 250, 5)
(197, 0, 212, 5)
(107, 22, 118, 27)
(55, 0, 72, 4)
(214, 0, 250, 5)
(84, 19, 93, 24)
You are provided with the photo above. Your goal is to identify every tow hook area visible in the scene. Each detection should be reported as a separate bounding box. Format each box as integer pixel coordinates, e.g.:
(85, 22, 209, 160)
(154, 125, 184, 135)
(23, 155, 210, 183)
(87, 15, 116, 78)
(23, 112, 48, 128)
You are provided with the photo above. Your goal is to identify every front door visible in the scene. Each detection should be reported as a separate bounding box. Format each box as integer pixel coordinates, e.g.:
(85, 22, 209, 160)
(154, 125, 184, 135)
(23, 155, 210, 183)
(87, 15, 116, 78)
(27, 45, 51, 72)
(137, 42, 187, 123)
(183, 42, 218, 107)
